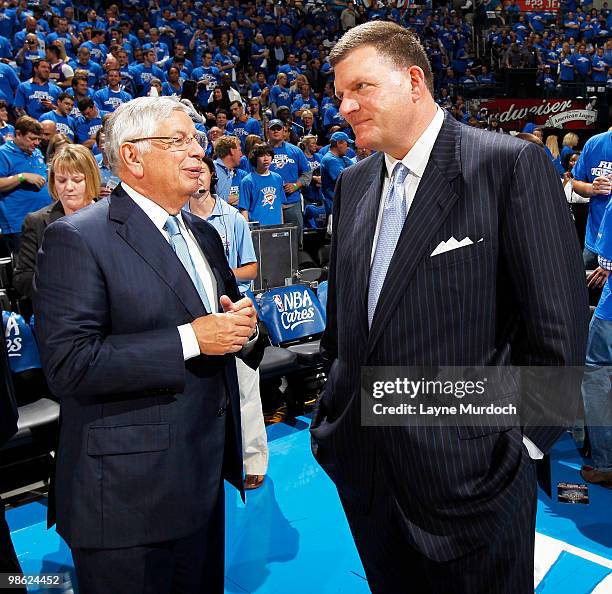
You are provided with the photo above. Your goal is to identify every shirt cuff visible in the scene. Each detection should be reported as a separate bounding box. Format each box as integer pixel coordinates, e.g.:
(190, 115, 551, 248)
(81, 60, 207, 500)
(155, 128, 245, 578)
(178, 324, 200, 361)
(598, 255, 612, 271)
(522, 435, 544, 460)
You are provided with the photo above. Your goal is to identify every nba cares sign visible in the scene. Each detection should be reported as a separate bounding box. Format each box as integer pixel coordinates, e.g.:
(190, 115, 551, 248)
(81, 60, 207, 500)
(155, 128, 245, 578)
(259, 286, 326, 345)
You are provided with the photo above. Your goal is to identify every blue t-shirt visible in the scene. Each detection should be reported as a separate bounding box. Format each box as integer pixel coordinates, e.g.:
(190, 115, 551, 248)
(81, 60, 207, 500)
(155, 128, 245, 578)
(75, 110, 108, 144)
(0, 141, 51, 234)
(67, 59, 103, 88)
(238, 171, 285, 226)
(321, 151, 352, 211)
(226, 117, 262, 151)
(269, 85, 291, 109)
(269, 142, 310, 205)
(14, 81, 61, 120)
(572, 131, 612, 251)
(0, 62, 20, 106)
(0, 123, 14, 144)
(131, 63, 166, 96)
(93, 87, 132, 112)
(186, 197, 257, 294)
(303, 153, 322, 203)
(39, 110, 77, 141)
(594, 198, 612, 320)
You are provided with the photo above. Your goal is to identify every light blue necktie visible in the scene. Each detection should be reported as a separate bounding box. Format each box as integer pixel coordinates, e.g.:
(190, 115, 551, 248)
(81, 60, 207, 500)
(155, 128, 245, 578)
(164, 215, 212, 313)
(368, 162, 410, 328)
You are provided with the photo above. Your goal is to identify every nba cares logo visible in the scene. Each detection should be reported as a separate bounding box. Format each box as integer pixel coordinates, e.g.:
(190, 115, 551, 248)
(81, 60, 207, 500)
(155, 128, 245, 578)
(273, 294, 284, 312)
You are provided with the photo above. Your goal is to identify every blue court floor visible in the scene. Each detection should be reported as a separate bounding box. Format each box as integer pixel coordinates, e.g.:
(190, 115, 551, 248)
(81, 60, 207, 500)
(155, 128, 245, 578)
(7, 419, 612, 593)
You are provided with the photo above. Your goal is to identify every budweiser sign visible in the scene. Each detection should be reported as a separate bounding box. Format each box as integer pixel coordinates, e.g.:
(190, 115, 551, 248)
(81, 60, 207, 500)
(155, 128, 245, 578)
(479, 98, 598, 130)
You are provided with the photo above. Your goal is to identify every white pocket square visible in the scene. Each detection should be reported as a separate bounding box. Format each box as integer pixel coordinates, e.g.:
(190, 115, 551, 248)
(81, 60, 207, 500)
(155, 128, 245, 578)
(431, 236, 483, 257)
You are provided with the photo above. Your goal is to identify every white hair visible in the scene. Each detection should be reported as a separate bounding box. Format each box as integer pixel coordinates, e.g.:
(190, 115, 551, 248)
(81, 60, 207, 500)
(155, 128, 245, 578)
(105, 96, 191, 174)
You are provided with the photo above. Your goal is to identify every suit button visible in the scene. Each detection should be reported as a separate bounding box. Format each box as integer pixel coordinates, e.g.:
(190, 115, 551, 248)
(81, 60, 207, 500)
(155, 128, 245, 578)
(216, 407, 226, 417)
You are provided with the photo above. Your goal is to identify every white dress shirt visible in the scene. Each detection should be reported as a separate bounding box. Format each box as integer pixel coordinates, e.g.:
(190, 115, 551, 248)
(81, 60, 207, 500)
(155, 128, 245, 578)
(369, 107, 543, 460)
(122, 182, 214, 361)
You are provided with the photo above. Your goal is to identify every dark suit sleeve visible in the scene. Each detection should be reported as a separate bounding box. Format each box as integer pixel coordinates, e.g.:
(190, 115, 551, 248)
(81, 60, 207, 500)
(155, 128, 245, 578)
(13, 212, 40, 299)
(319, 169, 342, 368)
(501, 141, 589, 452)
(32, 219, 186, 401)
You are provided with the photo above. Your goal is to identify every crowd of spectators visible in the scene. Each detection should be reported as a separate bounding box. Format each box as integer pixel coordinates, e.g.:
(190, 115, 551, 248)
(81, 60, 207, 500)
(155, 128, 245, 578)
(0, 0, 610, 251)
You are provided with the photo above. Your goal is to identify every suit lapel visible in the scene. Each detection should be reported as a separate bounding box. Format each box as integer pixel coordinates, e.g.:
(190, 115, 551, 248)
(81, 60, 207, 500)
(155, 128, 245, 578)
(367, 113, 463, 356)
(352, 152, 386, 343)
(109, 187, 206, 319)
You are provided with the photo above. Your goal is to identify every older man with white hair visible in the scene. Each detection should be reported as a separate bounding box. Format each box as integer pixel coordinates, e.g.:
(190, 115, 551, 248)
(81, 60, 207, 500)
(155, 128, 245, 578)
(33, 96, 257, 594)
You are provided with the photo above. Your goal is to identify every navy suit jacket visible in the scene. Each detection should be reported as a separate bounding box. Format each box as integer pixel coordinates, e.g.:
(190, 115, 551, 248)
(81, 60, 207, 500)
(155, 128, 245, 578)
(33, 186, 244, 549)
(311, 113, 589, 562)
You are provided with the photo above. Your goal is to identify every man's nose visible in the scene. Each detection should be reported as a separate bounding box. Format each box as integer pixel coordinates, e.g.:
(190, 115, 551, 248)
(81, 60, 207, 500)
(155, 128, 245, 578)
(339, 96, 358, 118)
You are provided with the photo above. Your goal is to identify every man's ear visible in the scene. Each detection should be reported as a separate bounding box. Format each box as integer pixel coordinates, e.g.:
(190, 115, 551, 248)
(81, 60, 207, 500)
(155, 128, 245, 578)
(408, 66, 427, 101)
(119, 143, 144, 179)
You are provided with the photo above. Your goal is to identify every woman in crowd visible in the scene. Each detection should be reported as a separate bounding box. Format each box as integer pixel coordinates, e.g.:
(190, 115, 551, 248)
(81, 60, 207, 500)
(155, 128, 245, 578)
(546, 134, 564, 175)
(45, 133, 71, 163)
(13, 144, 101, 299)
(205, 85, 232, 126)
(162, 66, 183, 97)
(561, 131, 579, 162)
(0, 100, 15, 144)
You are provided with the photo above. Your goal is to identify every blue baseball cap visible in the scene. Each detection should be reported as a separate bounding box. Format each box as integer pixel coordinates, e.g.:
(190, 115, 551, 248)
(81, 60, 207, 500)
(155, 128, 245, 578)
(330, 131, 354, 144)
(268, 119, 285, 129)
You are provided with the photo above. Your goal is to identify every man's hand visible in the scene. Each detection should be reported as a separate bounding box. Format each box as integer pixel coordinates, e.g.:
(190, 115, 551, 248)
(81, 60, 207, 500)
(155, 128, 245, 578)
(228, 193, 239, 206)
(284, 182, 298, 195)
(591, 176, 612, 196)
(587, 266, 610, 288)
(40, 98, 54, 110)
(22, 173, 46, 188)
(191, 295, 257, 355)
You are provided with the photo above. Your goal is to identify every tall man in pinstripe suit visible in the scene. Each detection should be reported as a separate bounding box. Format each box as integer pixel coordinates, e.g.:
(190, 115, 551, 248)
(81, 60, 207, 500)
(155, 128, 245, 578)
(311, 22, 589, 593)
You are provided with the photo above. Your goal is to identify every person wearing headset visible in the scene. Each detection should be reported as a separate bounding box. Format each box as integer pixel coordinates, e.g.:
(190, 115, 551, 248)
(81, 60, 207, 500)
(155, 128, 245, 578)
(187, 156, 268, 490)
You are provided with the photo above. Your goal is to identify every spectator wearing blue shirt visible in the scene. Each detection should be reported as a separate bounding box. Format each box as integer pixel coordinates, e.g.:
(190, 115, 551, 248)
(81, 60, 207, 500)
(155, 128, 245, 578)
(14, 59, 62, 120)
(226, 100, 262, 152)
(161, 66, 183, 97)
(13, 16, 45, 51)
(161, 48, 192, 75)
(0, 62, 19, 107)
(267, 119, 312, 248)
(0, 100, 14, 144)
(189, 156, 258, 294)
(580, 184, 612, 488)
(142, 28, 169, 63)
(131, 49, 167, 97)
(93, 69, 132, 112)
(321, 131, 353, 214)
(191, 52, 221, 105)
(591, 47, 608, 83)
(75, 97, 107, 149)
(80, 29, 108, 64)
(291, 81, 319, 123)
(0, 116, 52, 252)
(574, 44, 591, 82)
(239, 143, 285, 226)
(572, 131, 612, 269)
(300, 134, 322, 205)
(15, 32, 45, 81)
(213, 135, 246, 207)
(39, 92, 77, 141)
(269, 72, 292, 115)
(68, 46, 104, 89)
(249, 71, 268, 98)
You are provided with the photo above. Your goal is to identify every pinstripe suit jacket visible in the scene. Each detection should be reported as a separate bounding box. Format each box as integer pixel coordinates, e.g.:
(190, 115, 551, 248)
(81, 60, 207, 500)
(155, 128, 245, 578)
(33, 186, 244, 549)
(311, 113, 589, 562)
